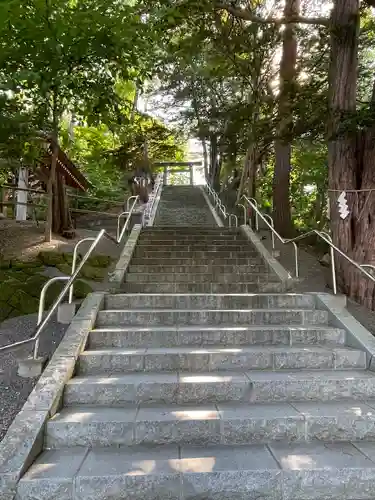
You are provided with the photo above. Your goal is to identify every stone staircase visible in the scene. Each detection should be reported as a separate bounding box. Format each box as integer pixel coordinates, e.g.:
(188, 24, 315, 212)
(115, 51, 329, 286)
(154, 185, 216, 226)
(13, 189, 375, 499)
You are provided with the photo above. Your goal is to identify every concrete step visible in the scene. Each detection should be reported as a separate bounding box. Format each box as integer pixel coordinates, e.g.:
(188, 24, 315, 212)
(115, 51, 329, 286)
(45, 400, 375, 449)
(129, 257, 265, 266)
(89, 325, 346, 349)
(142, 227, 241, 233)
(17, 442, 375, 500)
(137, 240, 250, 248)
(135, 243, 252, 251)
(104, 293, 316, 310)
(133, 250, 259, 259)
(121, 283, 267, 293)
(64, 370, 375, 406)
(96, 308, 328, 327)
(138, 235, 248, 242)
(129, 263, 268, 273)
(78, 345, 366, 375)
(124, 272, 277, 284)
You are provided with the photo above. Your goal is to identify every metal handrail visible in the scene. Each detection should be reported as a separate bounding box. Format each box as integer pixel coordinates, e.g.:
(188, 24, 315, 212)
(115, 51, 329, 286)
(126, 195, 138, 211)
(117, 196, 139, 241)
(0, 184, 145, 357)
(228, 214, 238, 228)
(143, 174, 163, 225)
(241, 195, 375, 294)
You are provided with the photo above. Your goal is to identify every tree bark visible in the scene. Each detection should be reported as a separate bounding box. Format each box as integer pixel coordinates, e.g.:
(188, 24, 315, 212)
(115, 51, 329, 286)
(202, 139, 209, 180)
(272, 0, 299, 237)
(327, 0, 360, 291)
(45, 138, 58, 242)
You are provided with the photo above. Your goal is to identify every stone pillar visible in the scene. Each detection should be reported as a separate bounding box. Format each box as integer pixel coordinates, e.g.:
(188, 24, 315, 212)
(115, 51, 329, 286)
(16, 167, 28, 221)
(190, 164, 194, 185)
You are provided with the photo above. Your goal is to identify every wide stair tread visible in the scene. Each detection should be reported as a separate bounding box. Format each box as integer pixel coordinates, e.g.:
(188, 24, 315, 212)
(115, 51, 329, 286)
(78, 344, 366, 374)
(18, 441, 375, 499)
(64, 369, 375, 406)
(45, 399, 375, 448)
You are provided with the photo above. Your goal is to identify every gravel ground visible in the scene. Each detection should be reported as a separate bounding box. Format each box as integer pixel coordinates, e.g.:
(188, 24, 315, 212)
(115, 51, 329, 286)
(0, 313, 67, 441)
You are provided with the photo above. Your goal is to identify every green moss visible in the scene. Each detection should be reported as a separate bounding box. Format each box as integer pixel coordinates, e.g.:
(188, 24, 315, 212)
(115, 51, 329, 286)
(86, 255, 112, 268)
(55, 262, 72, 275)
(0, 280, 20, 302)
(23, 275, 48, 298)
(73, 280, 93, 299)
(44, 281, 65, 308)
(81, 265, 107, 281)
(38, 251, 65, 267)
(9, 270, 30, 282)
(0, 302, 13, 322)
(11, 260, 43, 270)
(62, 253, 74, 265)
(8, 289, 39, 315)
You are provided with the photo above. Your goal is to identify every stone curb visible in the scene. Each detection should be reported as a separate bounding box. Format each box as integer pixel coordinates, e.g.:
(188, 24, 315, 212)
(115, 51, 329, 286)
(0, 292, 105, 500)
(240, 225, 295, 291)
(199, 186, 223, 227)
(314, 292, 375, 370)
(108, 224, 142, 290)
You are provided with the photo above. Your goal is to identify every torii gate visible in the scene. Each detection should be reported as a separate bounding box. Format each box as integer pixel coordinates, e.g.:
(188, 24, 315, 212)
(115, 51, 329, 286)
(153, 161, 202, 186)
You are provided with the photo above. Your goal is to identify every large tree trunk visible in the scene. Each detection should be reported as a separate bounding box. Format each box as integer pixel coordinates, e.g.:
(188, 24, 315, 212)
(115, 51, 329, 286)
(328, 0, 361, 294)
(202, 139, 209, 180)
(272, 0, 299, 237)
(45, 139, 58, 242)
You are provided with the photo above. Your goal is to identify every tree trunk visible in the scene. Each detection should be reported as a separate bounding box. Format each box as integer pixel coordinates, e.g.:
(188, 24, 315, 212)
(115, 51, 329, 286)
(327, 0, 360, 293)
(45, 138, 58, 242)
(202, 139, 209, 180)
(272, 0, 299, 237)
(210, 135, 220, 189)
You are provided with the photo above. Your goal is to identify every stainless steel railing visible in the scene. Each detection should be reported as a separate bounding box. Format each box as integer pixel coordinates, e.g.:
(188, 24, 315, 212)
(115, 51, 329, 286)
(241, 195, 375, 295)
(0, 190, 144, 357)
(205, 183, 238, 227)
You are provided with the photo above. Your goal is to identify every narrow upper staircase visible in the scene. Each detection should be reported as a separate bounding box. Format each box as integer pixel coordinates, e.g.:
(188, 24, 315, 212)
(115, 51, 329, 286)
(14, 186, 375, 500)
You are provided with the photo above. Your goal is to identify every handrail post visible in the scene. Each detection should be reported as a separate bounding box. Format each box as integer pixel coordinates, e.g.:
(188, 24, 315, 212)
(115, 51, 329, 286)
(319, 231, 337, 294)
(34, 276, 70, 359)
(237, 204, 247, 226)
(292, 242, 299, 278)
(263, 214, 275, 250)
(68, 237, 95, 304)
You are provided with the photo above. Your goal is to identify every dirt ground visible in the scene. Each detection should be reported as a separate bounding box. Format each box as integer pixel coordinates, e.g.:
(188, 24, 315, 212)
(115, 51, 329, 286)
(0, 219, 123, 261)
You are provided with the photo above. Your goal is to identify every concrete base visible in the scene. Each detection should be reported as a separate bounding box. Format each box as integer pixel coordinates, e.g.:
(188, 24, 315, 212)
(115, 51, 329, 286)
(17, 356, 47, 378)
(57, 303, 76, 324)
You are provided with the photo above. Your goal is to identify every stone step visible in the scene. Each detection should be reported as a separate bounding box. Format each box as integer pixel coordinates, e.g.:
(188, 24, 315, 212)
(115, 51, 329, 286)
(138, 235, 247, 242)
(124, 272, 276, 284)
(104, 293, 316, 310)
(142, 227, 240, 233)
(135, 243, 251, 251)
(78, 345, 365, 375)
(133, 250, 259, 259)
(96, 308, 328, 327)
(129, 263, 268, 273)
(121, 283, 267, 293)
(130, 257, 265, 266)
(17, 442, 375, 500)
(89, 325, 346, 349)
(137, 241, 250, 248)
(64, 370, 375, 406)
(45, 400, 375, 449)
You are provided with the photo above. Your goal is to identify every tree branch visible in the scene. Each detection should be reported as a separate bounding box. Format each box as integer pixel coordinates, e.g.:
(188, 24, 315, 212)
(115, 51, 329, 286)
(215, 3, 330, 27)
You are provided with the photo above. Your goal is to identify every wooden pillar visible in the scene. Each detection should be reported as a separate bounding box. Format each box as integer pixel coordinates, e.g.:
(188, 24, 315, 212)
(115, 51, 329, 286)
(163, 166, 168, 185)
(189, 164, 194, 185)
